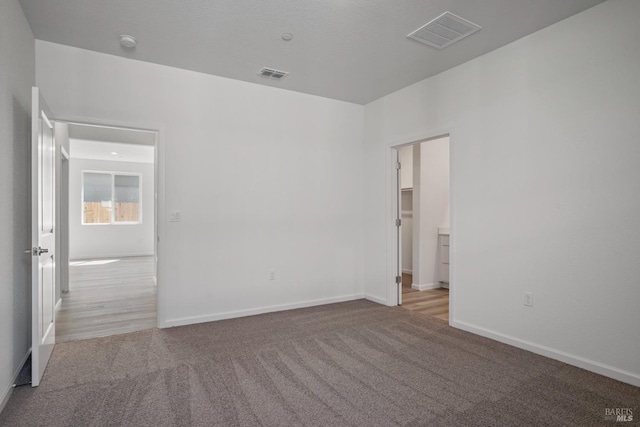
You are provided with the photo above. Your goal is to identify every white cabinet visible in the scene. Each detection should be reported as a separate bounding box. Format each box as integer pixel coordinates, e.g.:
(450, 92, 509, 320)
(439, 234, 450, 287)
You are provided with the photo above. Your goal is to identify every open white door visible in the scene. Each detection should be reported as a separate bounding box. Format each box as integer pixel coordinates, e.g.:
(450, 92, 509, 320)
(31, 87, 56, 387)
(396, 151, 402, 306)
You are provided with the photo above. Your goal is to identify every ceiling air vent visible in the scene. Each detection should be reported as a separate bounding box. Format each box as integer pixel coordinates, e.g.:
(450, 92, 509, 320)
(258, 67, 289, 80)
(407, 11, 481, 49)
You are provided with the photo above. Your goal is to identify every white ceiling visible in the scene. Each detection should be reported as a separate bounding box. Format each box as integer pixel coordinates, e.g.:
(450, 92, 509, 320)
(68, 123, 155, 163)
(20, 0, 605, 105)
(68, 123, 156, 146)
(70, 139, 155, 164)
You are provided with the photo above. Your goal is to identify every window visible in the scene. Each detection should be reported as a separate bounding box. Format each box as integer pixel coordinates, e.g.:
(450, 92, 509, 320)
(82, 172, 141, 224)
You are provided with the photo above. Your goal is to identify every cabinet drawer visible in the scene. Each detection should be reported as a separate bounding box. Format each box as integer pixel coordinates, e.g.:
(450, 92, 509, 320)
(440, 235, 450, 246)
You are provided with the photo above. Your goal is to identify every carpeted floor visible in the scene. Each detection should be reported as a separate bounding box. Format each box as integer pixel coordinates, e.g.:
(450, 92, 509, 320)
(1, 300, 637, 426)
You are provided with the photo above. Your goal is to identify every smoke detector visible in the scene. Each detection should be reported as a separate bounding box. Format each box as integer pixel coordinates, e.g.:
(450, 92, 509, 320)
(407, 12, 481, 49)
(258, 67, 289, 80)
(119, 35, 137, 49)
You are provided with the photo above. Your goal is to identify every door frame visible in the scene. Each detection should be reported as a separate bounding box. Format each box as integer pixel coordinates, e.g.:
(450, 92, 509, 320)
(388, 131, 454, 322)
(59, 145, 70, 295)
(55, 115, 167, 328)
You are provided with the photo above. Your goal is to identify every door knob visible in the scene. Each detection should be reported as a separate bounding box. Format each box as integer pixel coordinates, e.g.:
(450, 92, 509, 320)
(32, 247, 49, 256)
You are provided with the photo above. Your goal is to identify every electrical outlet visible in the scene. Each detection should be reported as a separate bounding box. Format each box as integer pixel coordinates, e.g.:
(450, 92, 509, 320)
(524, 292, 533, 307)
(269, 271, 276, 281)
(169, 211, 181, 222)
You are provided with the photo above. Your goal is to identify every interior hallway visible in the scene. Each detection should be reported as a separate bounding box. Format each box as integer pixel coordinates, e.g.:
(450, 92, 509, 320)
(401, 273, 449, 322)
(56, 256, 156, 343)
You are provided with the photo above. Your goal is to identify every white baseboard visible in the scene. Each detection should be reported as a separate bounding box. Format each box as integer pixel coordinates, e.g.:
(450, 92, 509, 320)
(0, 348, 31, 414)
(365, 293, 389, 306)
(411, 282, 441, 291)
(402, 269, 412, 274)
(450, 320, 640, 387)
(165, 294, 365, 328)
(55, 298, 62, 313)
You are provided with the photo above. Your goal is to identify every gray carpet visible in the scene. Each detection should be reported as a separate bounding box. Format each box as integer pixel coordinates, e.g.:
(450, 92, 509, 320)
(1, 300, 637, 426)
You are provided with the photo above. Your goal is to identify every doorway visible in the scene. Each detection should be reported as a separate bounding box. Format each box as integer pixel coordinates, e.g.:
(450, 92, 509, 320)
(399, 145, 415, 296)
(55, 123, 159, 342)
(395, 135, 450, 321)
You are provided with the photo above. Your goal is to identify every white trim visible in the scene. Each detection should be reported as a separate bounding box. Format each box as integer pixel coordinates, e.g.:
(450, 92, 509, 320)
(165, 294, 365, 328)
(155, 126, 166, 328)
(411, 282, 441, 291)
(388, 130, 453, 309)
(54, 114, 166, 329)
(387, 148, 398, 306)
(365, 293, 390, 306)
(55, 298, 62, 313)
(0, 348, 32, 413)
(41, 111, 53, 130)
(402, 269, 412, 274)
(60, 145, 70, 160)
(451, 320, 640, 387)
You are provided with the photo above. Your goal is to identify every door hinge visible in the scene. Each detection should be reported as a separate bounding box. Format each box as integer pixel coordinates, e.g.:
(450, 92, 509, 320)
(395, 275, 402, 284)
(395, 162, 401, 170)
(395, 218, 401, 227)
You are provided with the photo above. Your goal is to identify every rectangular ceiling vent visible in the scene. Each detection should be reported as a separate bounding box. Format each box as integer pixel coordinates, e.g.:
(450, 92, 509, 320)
(407, 11, 481, 50)
(258, 67, 289, 80)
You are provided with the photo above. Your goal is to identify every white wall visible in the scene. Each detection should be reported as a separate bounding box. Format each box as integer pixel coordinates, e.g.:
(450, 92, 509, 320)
(401, 191, 412, 273)
(364, 0, 640, 385)
(398, 145, 413, 189)
(413, 137, 449, 288)
(69, 158, 155, 259)
(0, 0, 34, 410)
(36, 41, 365, 325)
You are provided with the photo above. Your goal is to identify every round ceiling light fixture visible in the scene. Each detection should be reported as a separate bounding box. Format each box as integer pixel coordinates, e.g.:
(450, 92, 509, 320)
(119, 34, 137, 49)
(281, 33, 293, 41)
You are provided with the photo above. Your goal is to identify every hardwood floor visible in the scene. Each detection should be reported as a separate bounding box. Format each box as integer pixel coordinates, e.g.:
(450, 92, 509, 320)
(401, 272, 417, 294)
(56, 256, 156, 343)
(400, 273, 449, 322)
